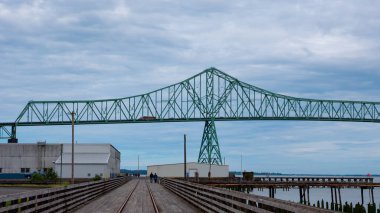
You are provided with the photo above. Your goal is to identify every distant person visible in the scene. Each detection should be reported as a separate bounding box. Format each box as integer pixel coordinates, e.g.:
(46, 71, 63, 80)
(154, 173, 158, 183)
(150, 172, 154, 183)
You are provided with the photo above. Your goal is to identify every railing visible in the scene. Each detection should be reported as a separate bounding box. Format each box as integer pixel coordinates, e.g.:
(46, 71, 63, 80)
(256, 176, 373, 183)
(160, 178, 335, 213)
(0, 177, 130, 213)
(185, 176, 374, 185)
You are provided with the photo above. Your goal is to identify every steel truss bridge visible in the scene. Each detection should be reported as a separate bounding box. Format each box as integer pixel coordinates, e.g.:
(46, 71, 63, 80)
(1, 67, 380, 165)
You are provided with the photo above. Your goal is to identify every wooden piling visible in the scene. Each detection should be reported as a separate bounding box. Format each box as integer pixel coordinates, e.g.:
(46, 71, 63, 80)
(338, 187, 342, 207)
(360, 187, 364, 204)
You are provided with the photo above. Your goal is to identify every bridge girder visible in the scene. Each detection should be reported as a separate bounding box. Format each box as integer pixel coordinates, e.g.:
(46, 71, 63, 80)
(13, 68, 380, 125)
(2, 67, 380, 164)
(0, 126, 12, 139)
(0, 124, 17, 143)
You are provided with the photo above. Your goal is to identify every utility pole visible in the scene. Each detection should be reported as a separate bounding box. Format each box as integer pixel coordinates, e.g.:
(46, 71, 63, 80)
(71, 111, 75, 184)
(60, 143, 63, 184)
(240, 154, 242, 177)
(184, 134, 187, 180)
(138, 155, 140, 177)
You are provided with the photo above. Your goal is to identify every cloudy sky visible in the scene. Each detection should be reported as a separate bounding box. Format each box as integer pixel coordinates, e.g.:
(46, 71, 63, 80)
(1, 0, 380, 174)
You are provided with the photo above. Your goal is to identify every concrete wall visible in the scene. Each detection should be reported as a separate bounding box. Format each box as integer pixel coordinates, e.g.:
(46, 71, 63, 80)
(109, 145, 120, 176)
(0, 143, 61, 173)
(147, 162, 229, 178)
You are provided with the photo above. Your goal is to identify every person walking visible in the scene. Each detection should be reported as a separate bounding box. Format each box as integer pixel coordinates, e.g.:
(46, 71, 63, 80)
(153, 173, 158, 183)
(149, 172, 154, 183)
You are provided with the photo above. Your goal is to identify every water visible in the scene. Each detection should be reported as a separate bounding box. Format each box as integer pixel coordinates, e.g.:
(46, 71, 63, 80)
(249, 176, 380, 204)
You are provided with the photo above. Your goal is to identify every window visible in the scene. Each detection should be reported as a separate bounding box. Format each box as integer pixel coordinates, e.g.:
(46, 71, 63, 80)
(21, 168, 30, 173)
(100, 173, 103, 177)
(88, 173, 91, 177)
(0, 168, 2, 173)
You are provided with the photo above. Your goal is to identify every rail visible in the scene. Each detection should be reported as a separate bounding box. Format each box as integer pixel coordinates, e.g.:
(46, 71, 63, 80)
(117, 179, 140, 213)
(0, 177, 130, 213)
(160, 178, 335, 213)
(117, 179, 159, 213)
(146, 179, 159, 213)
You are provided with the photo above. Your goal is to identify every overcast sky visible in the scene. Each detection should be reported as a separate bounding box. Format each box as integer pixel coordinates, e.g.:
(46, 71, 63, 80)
(1, 0, 380, 174)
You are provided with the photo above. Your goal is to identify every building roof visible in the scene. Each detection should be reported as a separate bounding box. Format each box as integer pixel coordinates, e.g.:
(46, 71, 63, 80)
(54, 153, 110, 164)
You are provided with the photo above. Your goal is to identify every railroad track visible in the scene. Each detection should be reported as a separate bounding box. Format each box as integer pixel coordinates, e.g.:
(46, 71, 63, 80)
(146, 179, 160, 213)
(117, 178, 159, 213)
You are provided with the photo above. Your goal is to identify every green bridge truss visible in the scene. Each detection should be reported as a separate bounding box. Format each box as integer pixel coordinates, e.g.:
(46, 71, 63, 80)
(1, 67, 380, 165)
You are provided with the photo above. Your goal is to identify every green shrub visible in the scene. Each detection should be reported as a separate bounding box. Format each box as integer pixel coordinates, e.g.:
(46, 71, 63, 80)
(62, 181, 70, 186)
(31, 168, 58, 182)
(31, 173, 44, 181)
(45, 168, 58, 181)
(93, 174, 101, 181)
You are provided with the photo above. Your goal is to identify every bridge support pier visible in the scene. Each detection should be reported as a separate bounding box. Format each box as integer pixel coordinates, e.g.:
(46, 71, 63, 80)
(8, 125, 18, 143)
(0, 125, 17, 143)
(197, 120, 222, 165)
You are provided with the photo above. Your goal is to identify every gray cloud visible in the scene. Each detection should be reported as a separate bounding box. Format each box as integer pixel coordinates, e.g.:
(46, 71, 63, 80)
(1, 0, 380, 173)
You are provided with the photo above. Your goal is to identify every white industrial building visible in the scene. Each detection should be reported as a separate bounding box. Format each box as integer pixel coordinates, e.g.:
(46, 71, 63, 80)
(54, 144, 120, 179)
(0, 142, 61, 174)
(147, 162, 229, 178)
(0, 142, 120, 179)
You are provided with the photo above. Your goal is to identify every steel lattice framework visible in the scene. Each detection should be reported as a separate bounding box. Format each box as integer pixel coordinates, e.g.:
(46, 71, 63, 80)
(1, 67, 380, 164)
(0, 126, 12, 139)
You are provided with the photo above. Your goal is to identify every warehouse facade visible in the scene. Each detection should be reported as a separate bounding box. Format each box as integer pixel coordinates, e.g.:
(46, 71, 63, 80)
(0, 142, 120, 179)
(54, 144, 120, 179)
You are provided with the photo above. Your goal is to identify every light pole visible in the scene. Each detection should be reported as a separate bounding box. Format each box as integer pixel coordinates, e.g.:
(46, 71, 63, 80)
(71, 111, 75, 184)
(60, 143, 63, 184)
(184, 134, 187, 180)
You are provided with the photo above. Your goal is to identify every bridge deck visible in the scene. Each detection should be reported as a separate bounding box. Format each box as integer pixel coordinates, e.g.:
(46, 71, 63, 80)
(74, 178, 199, 213)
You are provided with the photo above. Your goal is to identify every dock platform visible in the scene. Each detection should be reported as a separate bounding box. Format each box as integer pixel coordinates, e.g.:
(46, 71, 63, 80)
(0, 177, 338, 212)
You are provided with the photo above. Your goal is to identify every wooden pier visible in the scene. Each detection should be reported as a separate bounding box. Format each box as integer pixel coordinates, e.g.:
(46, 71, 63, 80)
(160, 178, 333, 212)
(74, 178, 198, 213)
(0, 177, 336, 213)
